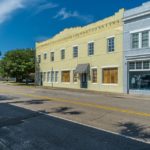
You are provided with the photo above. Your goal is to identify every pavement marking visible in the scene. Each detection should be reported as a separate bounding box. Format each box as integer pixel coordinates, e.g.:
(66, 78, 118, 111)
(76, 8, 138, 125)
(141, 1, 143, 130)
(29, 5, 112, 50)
(1, 90, 150, 118)
(41, 113, 150, 144)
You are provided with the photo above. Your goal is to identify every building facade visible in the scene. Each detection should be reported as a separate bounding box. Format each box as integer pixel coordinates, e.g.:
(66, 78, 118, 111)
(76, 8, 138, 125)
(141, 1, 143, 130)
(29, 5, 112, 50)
(36, 9, 124, 93)
(123, 2, 150, 95)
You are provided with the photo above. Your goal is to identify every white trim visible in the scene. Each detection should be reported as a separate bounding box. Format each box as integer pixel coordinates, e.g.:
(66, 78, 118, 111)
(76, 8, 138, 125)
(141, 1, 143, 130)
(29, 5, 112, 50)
(88, 40, 94, 43)
(130, 27, 150, 34)
(101, 83, 118, 86)
(128, 58, 150, 62)
(50, 50, 54, 53)
(92, 83, 98, 85)
(101, 65, 119, 69)
(139, 32, 142, 49)
(61, 69, 71, 71)
(129, 69, 150, 72)
(60, 48, 66, 50)
(91, 66, 98, 69)
(149, 31, 150, 47)
(106, 35, 115, 39)
(124, 11, 150, 22)
(72, 45, 79, 48)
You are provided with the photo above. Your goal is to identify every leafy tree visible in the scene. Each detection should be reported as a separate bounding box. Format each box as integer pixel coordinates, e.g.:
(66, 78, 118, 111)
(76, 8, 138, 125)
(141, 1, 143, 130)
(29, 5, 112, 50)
(0, 48, 35, 82)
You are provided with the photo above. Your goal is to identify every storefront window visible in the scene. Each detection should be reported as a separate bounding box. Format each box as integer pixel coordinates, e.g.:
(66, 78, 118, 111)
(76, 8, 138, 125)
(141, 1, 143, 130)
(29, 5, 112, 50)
(61, 71, 70, 82)
(102, 68, 118, 84)
(129, 71, 150, 90)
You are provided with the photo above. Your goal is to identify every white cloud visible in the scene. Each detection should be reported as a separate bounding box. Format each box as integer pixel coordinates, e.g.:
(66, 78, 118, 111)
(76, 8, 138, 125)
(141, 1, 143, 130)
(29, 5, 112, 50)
(0, 0, 25, 24)
(54, 8, 94, 23)
(0, 0, 58, 24)
(34, 3, 58, 15)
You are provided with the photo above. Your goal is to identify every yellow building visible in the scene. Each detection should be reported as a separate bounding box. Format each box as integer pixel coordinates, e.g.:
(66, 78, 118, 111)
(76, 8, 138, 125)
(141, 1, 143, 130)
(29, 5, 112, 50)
(36, 9, 124, 93)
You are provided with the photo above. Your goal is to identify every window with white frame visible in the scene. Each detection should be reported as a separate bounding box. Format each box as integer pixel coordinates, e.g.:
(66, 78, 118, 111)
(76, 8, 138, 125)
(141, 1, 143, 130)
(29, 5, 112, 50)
(131, 30, 150, 49)
(73, 70, 78, 83)
(73, 46, 78, 58)
(43, 72, 46, 81)
(131, 33, 139, 49)
(37, 55, 41, 63)
(55, 71, 59, 82)
(50, 52, 54, 62)
(51, 71, 54, 82)
(107, 37, 115, 52)
(129, 60, 150, 71)
(92, 68, 97, 83)
(44, 53, 47, 60)
(61, 49, 65, 60)
(142, 31, 149, 48)
(47, 72, 51, 82)
(88, 42, 94, 56)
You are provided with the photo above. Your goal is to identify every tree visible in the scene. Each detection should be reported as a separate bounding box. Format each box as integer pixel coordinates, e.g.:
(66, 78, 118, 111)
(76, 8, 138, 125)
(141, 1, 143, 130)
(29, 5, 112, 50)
(0, 48, 35, 82)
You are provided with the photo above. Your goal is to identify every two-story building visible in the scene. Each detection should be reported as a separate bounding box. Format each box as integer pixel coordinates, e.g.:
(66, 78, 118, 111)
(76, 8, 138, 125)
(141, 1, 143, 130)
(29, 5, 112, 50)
(36, 9, 124, 93)
(123, 2, 150, 94)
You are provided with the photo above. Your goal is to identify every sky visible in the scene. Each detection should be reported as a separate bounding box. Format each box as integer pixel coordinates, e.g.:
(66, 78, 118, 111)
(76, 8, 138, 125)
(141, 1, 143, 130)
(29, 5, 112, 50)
(0, 0, 149, 54)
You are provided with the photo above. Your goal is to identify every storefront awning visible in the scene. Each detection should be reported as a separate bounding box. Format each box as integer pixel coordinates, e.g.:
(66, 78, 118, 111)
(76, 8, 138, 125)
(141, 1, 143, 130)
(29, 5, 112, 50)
(75, 64, 89, 74)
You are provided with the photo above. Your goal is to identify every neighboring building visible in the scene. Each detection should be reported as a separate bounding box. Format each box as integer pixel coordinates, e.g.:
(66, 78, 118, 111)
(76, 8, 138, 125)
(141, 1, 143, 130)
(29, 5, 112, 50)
(123, 2, 150, 94)
(36, 9, 124, 93)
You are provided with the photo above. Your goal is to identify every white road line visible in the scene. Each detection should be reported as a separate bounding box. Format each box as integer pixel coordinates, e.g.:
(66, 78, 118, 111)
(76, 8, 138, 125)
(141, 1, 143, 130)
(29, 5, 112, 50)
(43, 113, 150, 145)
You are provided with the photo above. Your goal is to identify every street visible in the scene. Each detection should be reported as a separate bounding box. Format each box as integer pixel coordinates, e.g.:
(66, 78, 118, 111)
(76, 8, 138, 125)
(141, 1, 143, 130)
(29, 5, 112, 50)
(0, 83, 150, 149)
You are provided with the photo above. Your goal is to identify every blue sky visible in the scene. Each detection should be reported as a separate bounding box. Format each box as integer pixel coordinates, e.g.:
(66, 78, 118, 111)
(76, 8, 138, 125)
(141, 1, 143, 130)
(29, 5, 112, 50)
(0, 0, 149, 54)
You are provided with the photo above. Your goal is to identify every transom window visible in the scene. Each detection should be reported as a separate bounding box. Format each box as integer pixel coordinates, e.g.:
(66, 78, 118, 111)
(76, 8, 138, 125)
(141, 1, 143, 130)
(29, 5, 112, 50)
(107, 37, 115, 52)
(73, 46, 78, 58)
(88, 42, 94, 56)
(129, 61, 150, 70)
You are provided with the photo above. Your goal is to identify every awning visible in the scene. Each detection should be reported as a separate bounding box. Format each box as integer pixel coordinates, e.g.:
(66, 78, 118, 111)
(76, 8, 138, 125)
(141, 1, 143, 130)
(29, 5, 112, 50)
(75, 64, 89, 74)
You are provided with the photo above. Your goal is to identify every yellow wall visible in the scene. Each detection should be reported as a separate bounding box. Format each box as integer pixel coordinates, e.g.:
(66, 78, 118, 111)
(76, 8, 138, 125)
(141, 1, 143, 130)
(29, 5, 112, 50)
(36, 9, 124, 93)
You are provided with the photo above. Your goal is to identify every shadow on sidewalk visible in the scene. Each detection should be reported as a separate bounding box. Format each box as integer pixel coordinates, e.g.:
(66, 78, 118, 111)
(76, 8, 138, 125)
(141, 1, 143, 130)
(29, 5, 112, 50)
(117, 122, 150, 141)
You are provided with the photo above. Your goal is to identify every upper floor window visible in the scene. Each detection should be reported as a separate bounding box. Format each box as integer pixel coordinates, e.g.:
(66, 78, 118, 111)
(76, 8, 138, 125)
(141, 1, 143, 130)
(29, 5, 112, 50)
(131, 30, 150, 49)
(44, 53, 47, 60)
(88, 42, 94, 56)
(132, 33, 139, 49)
(142, 31, 149, 48)
(107, 37, 115, 52)
(61, 49, 65, 60)
(37, 55, 41, 63)
(50, 52, 54, 62)
(73, 46, 78, 58)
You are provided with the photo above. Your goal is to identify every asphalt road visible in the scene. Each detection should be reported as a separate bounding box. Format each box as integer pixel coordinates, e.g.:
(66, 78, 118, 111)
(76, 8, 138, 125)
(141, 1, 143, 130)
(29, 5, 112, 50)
(0, 83, 150, 149)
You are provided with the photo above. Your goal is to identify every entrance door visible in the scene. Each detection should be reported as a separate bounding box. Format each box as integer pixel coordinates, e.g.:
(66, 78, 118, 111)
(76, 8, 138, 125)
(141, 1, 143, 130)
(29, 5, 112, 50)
(80, 73, 88, 88)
